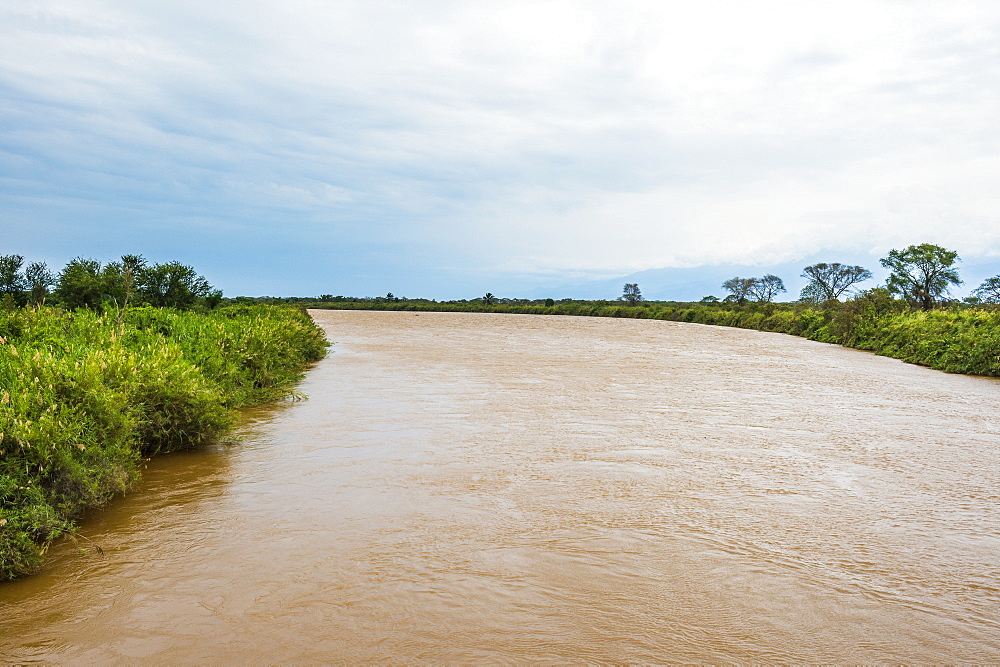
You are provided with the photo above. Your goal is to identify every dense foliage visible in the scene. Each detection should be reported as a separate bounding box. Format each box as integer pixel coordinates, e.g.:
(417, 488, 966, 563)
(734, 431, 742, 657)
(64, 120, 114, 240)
(880, 243, 963, 310)
(800, 263, 872, 301)
(0, 253, 221, 311)
(0, 304, 328, 580)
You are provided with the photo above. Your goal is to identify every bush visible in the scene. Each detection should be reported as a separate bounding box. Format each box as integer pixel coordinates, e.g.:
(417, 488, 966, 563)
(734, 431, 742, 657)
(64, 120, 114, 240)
(0, 304, 327, 579)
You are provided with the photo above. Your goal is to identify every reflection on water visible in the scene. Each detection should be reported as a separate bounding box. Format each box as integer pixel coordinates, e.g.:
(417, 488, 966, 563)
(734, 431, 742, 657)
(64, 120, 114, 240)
(2, 310, 1000, 662)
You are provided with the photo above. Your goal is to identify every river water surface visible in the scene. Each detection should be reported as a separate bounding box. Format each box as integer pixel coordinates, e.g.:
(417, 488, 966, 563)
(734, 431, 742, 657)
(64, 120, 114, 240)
(2, 310, 1000, 662)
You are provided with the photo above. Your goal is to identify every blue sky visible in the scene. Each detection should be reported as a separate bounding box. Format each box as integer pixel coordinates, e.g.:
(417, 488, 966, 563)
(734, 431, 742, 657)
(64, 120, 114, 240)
(3, 1, 1000, 299)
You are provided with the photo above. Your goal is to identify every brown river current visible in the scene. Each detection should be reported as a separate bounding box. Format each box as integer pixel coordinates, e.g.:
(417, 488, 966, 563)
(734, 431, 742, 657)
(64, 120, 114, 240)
(3, 310, 1000, 662)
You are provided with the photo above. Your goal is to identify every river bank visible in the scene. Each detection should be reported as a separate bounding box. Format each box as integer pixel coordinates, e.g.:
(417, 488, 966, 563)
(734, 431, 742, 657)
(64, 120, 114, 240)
(308, 300, 1000, 377)
(0, 304, 328, 580)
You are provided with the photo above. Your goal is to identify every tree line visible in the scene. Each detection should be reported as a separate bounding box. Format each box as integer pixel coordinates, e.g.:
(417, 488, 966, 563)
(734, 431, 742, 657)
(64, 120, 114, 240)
(0, 254, 221, 311)
(698, 243, 999, 309)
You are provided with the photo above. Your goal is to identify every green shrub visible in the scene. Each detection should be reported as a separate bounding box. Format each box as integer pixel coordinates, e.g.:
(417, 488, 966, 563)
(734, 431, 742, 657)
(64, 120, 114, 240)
(1, 304, 328, 579)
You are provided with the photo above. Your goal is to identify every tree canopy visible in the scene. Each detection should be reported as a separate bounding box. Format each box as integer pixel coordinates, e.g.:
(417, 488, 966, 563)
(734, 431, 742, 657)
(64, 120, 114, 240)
(0, 254, 26, 306)
(800, 263, 872, 301)
(25, 261, 55, 305)
(722, 277, 756, 305)
(42, 255, 217, 311)
(972, 276, 1000, 304)
(723, 275, 785, 304)
(56, 257, 104, 310)
(139, 260, 214, 309)
(880, 243, 961, 310)
(748, 274, 786, 302)
(620, 283, 642, 306)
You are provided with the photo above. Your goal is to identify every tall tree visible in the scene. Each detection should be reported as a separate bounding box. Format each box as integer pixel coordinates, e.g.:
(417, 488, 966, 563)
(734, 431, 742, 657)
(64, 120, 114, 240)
(101, 254, 147, 310)
(140, 261, 213, 309)
(880, 243, 961, 310)
(56, 258, 103, 309)
(722, 277, 757, 306)
(620, 283, 642, 306)
(800, 263, 872, 301)
(25, 261, 55, 305)
(0, 254, 25, 305)
(748, 274, 786, 302)
(972, 276, 1000, 304)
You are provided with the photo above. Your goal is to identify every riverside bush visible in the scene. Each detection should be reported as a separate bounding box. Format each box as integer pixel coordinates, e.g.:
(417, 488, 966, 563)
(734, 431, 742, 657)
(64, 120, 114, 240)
(0, 305, 327, 579)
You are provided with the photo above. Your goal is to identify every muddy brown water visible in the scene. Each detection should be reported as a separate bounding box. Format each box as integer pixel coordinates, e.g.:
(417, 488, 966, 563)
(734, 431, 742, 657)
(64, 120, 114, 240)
(2, 310, 1000, 662)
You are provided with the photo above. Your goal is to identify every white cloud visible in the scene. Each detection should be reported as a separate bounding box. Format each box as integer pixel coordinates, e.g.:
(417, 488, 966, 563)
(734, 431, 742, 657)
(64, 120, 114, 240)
(2, 0, 1000, 294)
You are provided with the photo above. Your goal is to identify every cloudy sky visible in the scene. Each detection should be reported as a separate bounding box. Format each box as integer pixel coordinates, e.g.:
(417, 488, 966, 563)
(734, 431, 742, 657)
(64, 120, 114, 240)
(3, 0, 1000, 298)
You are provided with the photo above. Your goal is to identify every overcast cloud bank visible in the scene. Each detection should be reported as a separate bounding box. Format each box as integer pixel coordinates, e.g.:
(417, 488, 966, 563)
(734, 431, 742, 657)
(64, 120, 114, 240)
(2, 1, 999, 297)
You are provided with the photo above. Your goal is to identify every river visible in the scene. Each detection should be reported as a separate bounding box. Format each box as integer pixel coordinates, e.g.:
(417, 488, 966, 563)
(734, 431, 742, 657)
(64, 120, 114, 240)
(2, 310, 999, 662)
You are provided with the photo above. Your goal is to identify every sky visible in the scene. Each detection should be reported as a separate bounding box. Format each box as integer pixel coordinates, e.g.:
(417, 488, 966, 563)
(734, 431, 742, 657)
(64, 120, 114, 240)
(3, 0, 1000, 299)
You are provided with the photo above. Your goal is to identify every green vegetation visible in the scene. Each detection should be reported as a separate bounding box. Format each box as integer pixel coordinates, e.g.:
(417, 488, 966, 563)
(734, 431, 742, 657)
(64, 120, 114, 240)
(0, 253, 221, 312)
(0, 255, 328, 580)
(880, 243, 962, 310)
(722, 274, 786, 304)
(971, 276, 1000, 304)
(800, 263, 872, 301)
(620, 283, 642, 306)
